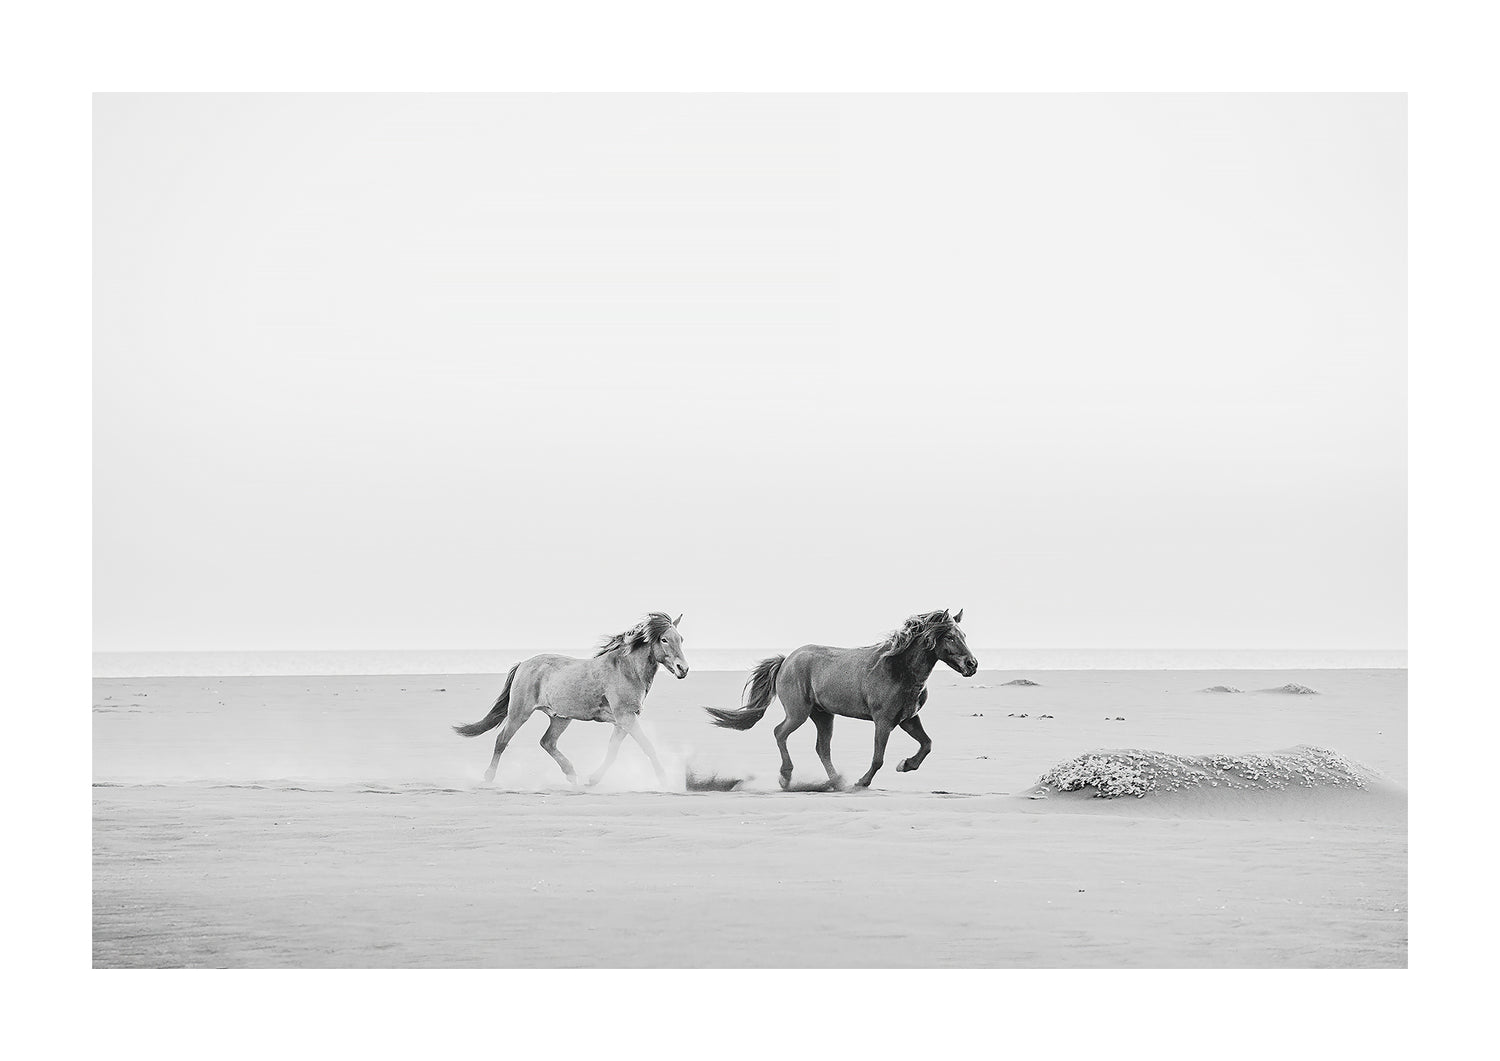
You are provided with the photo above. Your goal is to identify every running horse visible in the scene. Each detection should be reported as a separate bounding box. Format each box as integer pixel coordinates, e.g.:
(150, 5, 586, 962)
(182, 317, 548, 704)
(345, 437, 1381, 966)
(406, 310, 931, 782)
(704, 609, 978, 790)
(453, 613, 689, 787)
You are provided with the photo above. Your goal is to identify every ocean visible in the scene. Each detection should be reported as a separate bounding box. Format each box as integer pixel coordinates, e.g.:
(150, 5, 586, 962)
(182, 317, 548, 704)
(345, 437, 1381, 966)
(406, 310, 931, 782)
(92, 647, 1408, 678)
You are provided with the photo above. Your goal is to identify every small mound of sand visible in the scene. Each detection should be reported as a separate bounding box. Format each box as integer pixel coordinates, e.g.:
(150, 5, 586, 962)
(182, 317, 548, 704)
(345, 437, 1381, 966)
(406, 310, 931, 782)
(1262, 683, 1320, 695)
(684, 769, 745, 792)
(1200, 685, 1242, 694)
(1033, 745, 1368, 799)
(1002, 678, 1041, 687)
(682, 769, 839, 793)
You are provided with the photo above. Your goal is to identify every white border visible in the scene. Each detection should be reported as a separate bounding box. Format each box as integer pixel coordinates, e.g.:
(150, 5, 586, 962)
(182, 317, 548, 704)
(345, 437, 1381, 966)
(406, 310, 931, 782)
(11, 0, 1492, 1055)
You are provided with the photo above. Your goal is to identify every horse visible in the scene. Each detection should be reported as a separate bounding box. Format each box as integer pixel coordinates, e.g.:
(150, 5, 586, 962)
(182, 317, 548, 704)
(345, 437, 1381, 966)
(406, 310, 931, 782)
(704, 609, 978, 790)
(453, 612, 689, 787)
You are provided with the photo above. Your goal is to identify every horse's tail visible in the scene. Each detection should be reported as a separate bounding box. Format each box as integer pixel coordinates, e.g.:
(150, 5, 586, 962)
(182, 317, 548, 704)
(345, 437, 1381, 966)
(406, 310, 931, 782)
(453, 663, 521, 737)
(705, 654, 784, 730)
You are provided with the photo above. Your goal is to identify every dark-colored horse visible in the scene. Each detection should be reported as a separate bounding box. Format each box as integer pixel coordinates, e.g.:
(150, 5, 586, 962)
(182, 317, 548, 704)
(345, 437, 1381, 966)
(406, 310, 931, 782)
(453, 613, 689, 787)
(704, 609, 978, 790)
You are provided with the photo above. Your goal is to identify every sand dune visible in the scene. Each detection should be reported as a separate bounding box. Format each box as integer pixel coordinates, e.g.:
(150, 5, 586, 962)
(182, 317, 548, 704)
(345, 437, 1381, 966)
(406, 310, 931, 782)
(1030, 745, 1380, 799)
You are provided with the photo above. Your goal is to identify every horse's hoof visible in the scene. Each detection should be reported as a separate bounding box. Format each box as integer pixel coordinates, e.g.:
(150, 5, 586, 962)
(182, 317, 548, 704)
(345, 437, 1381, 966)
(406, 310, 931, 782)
(482, 771, 496, 783)
(896, 760, 914, 773)
(778, 775, 792, 792)
(827, 776, 848, 791)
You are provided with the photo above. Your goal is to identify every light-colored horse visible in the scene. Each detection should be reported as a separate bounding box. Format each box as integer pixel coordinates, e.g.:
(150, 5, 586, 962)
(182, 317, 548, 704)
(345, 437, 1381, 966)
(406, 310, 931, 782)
(453, 613, 689, 787)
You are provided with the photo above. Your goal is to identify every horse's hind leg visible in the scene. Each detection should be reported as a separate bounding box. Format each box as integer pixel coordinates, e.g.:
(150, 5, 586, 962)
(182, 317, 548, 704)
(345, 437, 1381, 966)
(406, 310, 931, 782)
(773, 697, 811, 791)
(539, 715, 577, 785)
(896, 715, 932, 773)
(484, 710, 531, 783)
(810, 708, 844, 790)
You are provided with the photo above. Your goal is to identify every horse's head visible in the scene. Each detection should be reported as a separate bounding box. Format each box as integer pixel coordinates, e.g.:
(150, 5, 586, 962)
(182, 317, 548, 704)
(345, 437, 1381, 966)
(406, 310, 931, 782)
(935, 609, 979, 677)
(652, 613, 690, 679)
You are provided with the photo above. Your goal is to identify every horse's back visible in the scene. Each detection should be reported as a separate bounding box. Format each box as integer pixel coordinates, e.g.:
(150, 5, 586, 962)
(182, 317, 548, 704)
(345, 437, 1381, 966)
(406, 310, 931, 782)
(781, 644, 882, 718)
(513, 653, 609, 719)
(515, 652, 581, 685)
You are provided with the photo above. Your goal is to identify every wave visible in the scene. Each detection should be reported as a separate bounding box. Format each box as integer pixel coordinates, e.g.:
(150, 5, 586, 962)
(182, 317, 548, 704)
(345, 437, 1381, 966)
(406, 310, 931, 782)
(1030, 745, 1373, 800)
(1261, 683, 1320, 694)
(1001, 678, 1041, 687)
(1200, 685, 1242, 693)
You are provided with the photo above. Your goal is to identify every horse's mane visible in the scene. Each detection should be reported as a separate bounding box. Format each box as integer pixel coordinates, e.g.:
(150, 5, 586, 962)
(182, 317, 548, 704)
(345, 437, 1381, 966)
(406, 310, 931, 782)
(874, 610, 955, 660)
(594, 612, 676, 657)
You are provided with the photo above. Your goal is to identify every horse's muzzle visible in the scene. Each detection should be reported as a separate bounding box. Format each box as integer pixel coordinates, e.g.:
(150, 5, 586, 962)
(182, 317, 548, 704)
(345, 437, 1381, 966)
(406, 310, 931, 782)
(964, 659, 979, 677)
(675, 665, 690, 679)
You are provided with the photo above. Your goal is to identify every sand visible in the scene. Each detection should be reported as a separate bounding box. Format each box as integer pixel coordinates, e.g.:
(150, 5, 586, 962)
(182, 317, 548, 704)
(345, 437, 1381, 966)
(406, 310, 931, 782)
(93, 668, 1406, 967)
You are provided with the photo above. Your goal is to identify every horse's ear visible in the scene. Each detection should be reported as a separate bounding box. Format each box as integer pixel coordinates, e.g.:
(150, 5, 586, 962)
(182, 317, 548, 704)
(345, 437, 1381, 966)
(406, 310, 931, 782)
(954, 608, 964, 624)
(673, 613, 683, 627)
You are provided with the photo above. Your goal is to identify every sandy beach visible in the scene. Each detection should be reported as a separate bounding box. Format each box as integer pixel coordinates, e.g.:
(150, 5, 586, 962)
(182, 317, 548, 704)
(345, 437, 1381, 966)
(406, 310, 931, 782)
(94, 667, 1406, 967)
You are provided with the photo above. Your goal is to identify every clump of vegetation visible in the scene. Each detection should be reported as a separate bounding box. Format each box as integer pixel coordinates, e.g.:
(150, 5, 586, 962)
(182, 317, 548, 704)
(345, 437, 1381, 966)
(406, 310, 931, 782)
(1040, 752, 1161, 798)
(1037, 746, 1366, 799)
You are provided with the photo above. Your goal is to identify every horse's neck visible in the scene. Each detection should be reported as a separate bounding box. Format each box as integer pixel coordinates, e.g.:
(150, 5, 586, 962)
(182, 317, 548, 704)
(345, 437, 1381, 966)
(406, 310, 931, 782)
(616, 646, 658, 692)
(884, 644, 938, 691)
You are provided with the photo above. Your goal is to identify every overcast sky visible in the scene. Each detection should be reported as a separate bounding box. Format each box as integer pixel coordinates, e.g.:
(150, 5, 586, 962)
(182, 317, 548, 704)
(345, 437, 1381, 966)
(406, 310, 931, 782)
(94, 94, 1404, 652)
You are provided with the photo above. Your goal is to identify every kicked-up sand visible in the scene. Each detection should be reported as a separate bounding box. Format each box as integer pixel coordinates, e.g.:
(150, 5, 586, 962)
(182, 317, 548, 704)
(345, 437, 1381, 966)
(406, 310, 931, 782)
(93, 668, 1406, 967)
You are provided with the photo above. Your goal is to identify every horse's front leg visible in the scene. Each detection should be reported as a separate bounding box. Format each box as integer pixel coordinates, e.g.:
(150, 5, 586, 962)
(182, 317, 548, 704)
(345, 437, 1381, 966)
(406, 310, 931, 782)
(853, 713, 896, 789)
(896, 715, 932, 772)
(628, 718, 669, 789)
(587, 722, 630, 787)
